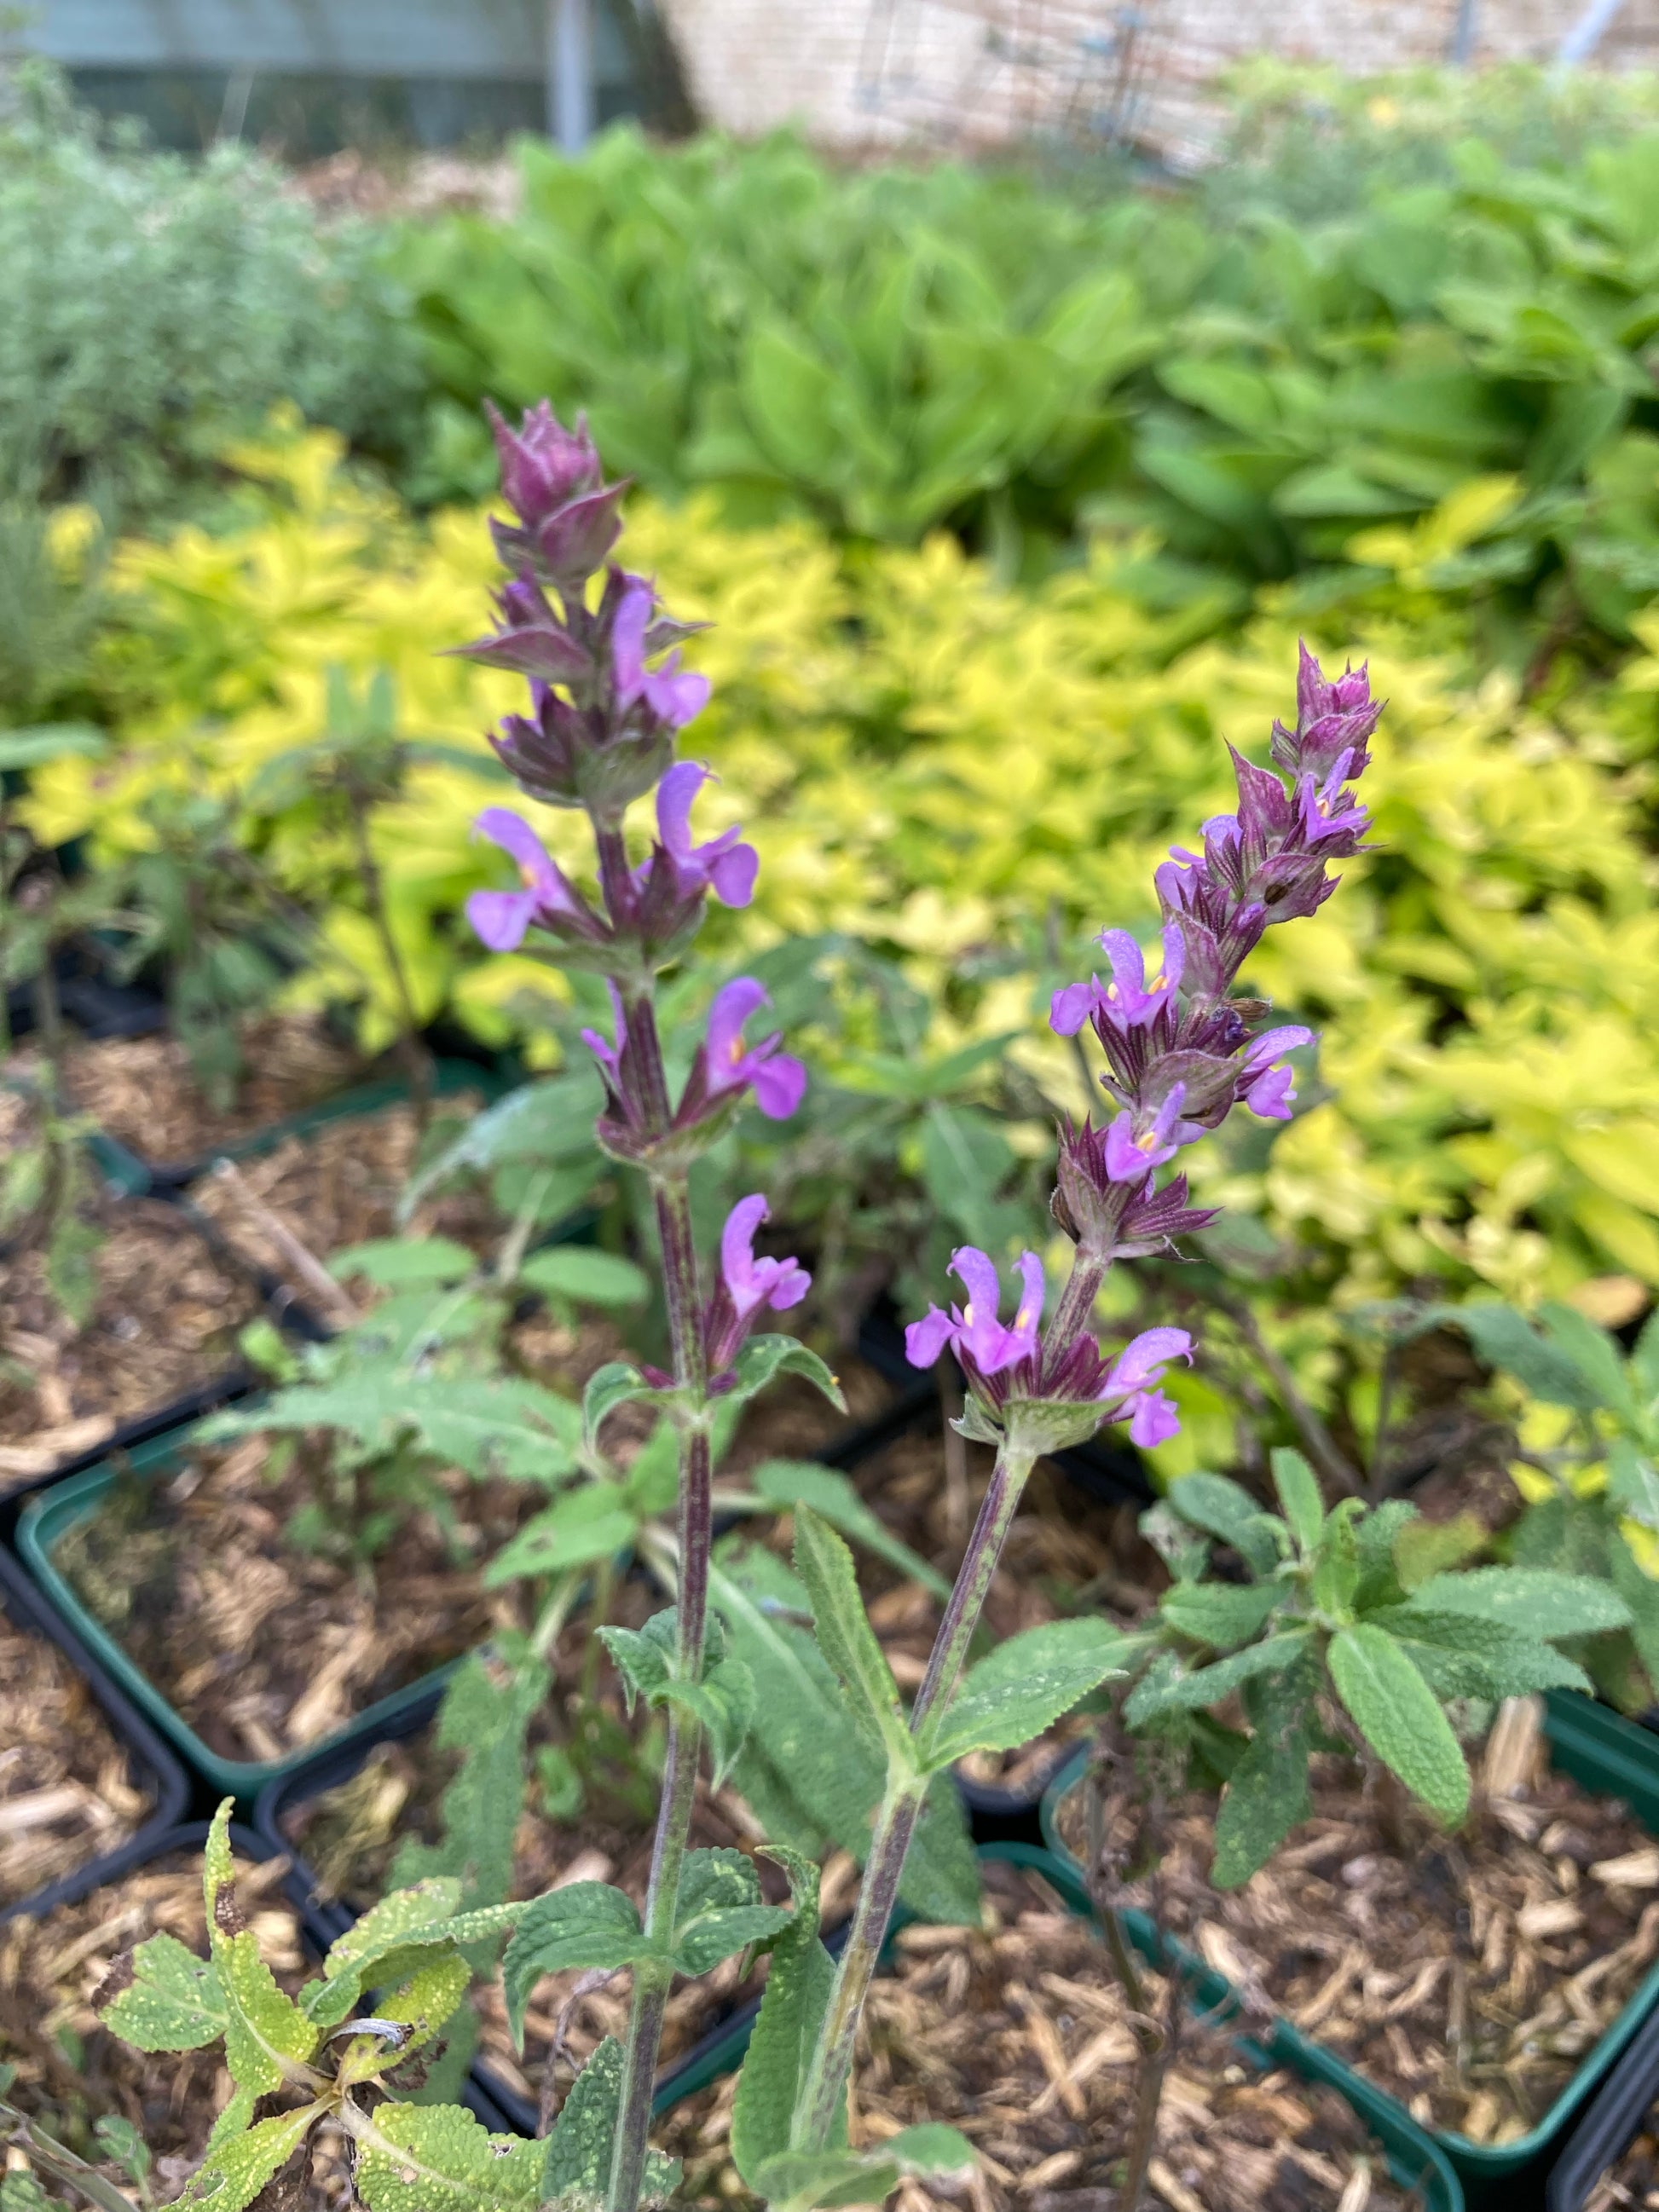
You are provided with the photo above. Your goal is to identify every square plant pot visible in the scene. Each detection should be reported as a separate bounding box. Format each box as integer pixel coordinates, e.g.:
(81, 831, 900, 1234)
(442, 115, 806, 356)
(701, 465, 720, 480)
(1040, 1694, 1659, 2209)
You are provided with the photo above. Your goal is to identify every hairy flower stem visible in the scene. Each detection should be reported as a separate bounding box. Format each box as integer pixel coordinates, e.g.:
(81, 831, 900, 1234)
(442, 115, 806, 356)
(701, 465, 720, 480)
(792, 1433, 1039, 2152)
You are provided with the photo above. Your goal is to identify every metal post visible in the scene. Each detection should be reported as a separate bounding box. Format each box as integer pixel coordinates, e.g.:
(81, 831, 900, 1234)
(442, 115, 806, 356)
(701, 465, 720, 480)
(1448, 0, 1479, 64)
(548, 0, 595, 149)
(1556, 0, 1626, 66)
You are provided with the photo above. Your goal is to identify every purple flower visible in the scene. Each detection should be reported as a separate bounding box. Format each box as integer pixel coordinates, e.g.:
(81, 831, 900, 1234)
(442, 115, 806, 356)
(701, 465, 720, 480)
(644, 763, 758, 909)
(581, 985, 628, 1094)
(690, 979, 807, 1123)
(1101, 1087, 1191, 1183)
(614, 579, 710, 731)
(1050, 925, 1183, 1038)
(706, 1194, 812, 1372)
(465, 809, 587, 951)
(1240, 1025, 1314, 1120)
(1096, 1327, 1192, 1447)
(486, 401, 602, 524)
(1054, 1116, 1219, 1262)
(905, 1248, 1044, 1377)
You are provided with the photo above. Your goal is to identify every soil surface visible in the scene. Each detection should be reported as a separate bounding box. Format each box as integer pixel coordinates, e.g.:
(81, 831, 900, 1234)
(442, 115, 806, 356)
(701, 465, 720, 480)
(0, 1182, 262, 1491)
(1056, 1699, 1659, 2144)
(1591, 2114, 1659, 2208)
(58, 1016, 363, 1173)
(0, 1602, 153, 1906)
(658, 1857, 1432, 2209)
(0, 1848, 330, 2182)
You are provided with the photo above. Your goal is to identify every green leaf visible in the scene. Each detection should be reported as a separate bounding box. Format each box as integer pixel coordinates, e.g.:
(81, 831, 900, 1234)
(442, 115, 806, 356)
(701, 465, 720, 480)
(1159, 1580, 1284, 1651)
(1439, 1302, 1607, 1412)
(731, 1847, 837, 2187)
(1539, 1301, 1639, 1421)
(1165, 1474, 1282, 1576)
(1270, 1449, 1324, 1553)
(729, 1335, 847, 1415)
(582, 1361, 673, 1454)
(922, 1620, 1136, 1769)
(1364, 1608, 1591, 1701)
(201, 1804, 319, 2096)
(0, 725, 106, 771)
(1124, 1631, 1314, 1726)
(1211, 1649, 1322, 1888)
(305, 1885, 522, 2032)
(484, 1485, 637, 1584)
(751, 1460, 951, 1602)
(598, 1611, 756, 1789)
(539, 2039, 680, 2211)
(747, 2127, 976, 2210)
(171, 2105, 320, 2212)
(1354, 1499, 1419, 1611)
(1390, 1511, 1488, 1594)
(95, 1932, 227, 2051)
(792, 1508, 912, 1769)
(1309, 1499, 1362, 1620)
(1328, 1624, 1470, 1828)
(1608, 1439, 1659, 1533)
(501, 1886, 649, 2048)
(329, 1239, 476, 1289)
(209, 1372, 582, 1487)
(388, 1648, 549, 1915)
(1407, 1567, 1632, 1638)
(671, 1850, 794, 1977)
(517, 1247, 650, 1310)
(352, 2101, 543, 2212)
(397, 1072, 604, 1222)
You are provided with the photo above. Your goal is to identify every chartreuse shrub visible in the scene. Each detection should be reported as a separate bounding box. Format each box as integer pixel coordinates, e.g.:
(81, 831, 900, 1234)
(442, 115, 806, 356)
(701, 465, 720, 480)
(23, 424, 1659, 1450)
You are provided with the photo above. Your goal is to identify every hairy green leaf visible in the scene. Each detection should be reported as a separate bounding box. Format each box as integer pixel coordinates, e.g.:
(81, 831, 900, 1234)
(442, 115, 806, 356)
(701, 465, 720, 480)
(95, 1932, 227, 2051)
(1125, 1631, 1314, 1726)
(793, 1508, 910, 1768)
(1329, 1624, 1470, 1827)
(388, 1648, 549, 1918)
(351, 2100, 543, 2212)
(1608, 1440, 1659, 1533)
(922, 1619, 1136, 1768)
(672, 1850, 795, 1976)
(1270, 1449, 1324, 1553)
(1211, 1649, 1322, 1887)
(329, 1239, 476, 1289)
(747, 2125, 975, 2210)
(1165, 1474, 1281, 1577)
(517, 1247, 650, 1310)
(731, 1848, 837, 2186)
(1159, 1579, 1284, 1651)
(1440, 1302, 1607, 1412)
(582, 1362, 675, 1454)
(729, 1335, 847, 1415)
(171, 2105, 320, 2212)
(201, 1805, 319, 2096)
(1366, 1608, 1591, 1701)
(483, 1485, 637, 1585)
(501, 1886, 648, 2048)
(598, 1611, 755, 1788)
(1408, 1567, 1632, 1638)
(752, 1460, 951, 1602)
(540, 2039, 680, 2211)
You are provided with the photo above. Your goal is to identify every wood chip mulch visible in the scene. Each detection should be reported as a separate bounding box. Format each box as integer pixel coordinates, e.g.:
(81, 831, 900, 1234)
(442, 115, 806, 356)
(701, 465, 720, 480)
(659, 1857, 1432, 2209)
(57, 1015, 363, 1171)
(1589, 2116, 1659, 2208)
(1058, 1699, 1659, 2146)
(0, 1603, 153, 1907)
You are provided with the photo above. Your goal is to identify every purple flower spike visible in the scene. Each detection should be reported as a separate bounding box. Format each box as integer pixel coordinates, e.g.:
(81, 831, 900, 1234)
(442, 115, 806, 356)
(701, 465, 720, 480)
(465, 809, 587, 951)
(486, 400, 602, 524)
(904, 1248, 1043, 1378)
(689, 978, 807, 1123)
(655, 763, 758, 908)
(1240, 1025, 1314, 1120)
(614, 579, 711, 731)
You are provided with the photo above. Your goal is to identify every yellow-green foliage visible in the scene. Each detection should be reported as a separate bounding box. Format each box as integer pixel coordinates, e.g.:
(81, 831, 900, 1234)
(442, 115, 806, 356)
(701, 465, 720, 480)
(28, 423, 1659, 1330)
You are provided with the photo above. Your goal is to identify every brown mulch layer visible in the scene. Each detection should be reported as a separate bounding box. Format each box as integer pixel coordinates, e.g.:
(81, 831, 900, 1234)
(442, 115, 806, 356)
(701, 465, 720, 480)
(1057, 1701, 1659, 2146)
(0, 1604, 153, 1906)
(59, 1016, 363, 1170)
(0, 1190, 262, 1492)
(1591, 2117, 1659, 2209)
(188, 1089, 492, 1298)
(658, 1858, 1431, 2209)
(51, 1432, 539, 1767)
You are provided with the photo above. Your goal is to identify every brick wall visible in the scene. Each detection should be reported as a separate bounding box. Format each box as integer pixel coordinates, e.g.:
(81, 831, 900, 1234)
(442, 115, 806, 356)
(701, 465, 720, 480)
(656, 0, 1659, 163)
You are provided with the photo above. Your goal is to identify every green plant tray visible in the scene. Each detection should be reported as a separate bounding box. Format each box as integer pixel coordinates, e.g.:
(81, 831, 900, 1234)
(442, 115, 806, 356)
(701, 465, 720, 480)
(1040, 1692, 1659, 2208)
(88, 1054, 507, 1197)
(16, 1418, 463, 1799)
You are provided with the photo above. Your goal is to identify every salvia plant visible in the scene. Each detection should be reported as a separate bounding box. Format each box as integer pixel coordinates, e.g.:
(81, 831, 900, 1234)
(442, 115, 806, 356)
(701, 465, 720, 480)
(56, 402, 1627, 2212)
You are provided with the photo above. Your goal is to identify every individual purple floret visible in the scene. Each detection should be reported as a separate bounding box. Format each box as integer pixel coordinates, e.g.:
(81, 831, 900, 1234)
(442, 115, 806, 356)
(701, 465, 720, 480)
(705, 1195, 812, 1372)
(905, 1247, 1044, 1377)
(639, 764, 757, 910)
(676, 978, 806, 1126)
(465, 809, 594, 951)
(613, 579, 710, 731)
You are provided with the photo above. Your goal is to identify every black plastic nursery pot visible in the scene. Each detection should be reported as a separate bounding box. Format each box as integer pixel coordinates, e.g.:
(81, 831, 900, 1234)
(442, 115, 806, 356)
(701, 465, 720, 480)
(1040, 1694, 1659, 2209)
(1545, 1984, 1659, 2209)
(87, 1053, 509, 1196)
(0, 1545, 189, 1926)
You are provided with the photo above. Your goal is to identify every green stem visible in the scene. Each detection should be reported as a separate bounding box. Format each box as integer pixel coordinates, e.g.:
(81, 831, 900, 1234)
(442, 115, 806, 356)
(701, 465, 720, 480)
(792, 1435, 1038, 2151)
(345, 788, 431, 1130)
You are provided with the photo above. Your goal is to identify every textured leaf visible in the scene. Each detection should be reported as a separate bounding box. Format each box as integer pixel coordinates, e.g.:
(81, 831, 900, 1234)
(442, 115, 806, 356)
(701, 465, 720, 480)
(95, 1932, 227, 2051)
(329, 1239, 476, 1289)
(728, 1335, 847, 1415)
(307, 1885, 520, 2031)
(1211, 1648, 1322, 1888)
(1366, 1608, 1591, 1701)
(389, 1648, 549, 1917)
(1608, 1440, 1659, 1533)
(793, 1509, 910, 1767)
(923, 1619, 1135, 1768)
(1125, 1631, 1314, 1725)
(517, 1247, 650, 1310)
(748, 2127, 975, 2210)
(671, 1850, 794, 1977)
(209, 1372, 581, 1485)
(351, 2100, 542, 2212)
(1270, 1448, 1324, 1553)
(483, 1486, 637, 1584)
(1442, 1302, 1607, 1412)
(731, 1849, 837, 2186)
(1159, 1579, 1284, 1651)
(1408, 1567, 1631, 1638)
(201, 1805, 319, 2095)
(751, 1460, 951, 1601)
(582, 1362, 673, 1453)
(1390, 1511, 1488, 1594)
(598, 1610, 756, 1788)
(172, 2105, 319, 2211)
(1165, 1473, 1281, 1577)
(501, 1886, 648, 2047)
(1539, 1302, 1638, 1420)
(539, 2038, 680, 2211)
(1309, 1499, 1362, 1619)
(1354, 1499, 1419, 1611)
(1329, 1624, 1470, 1827)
